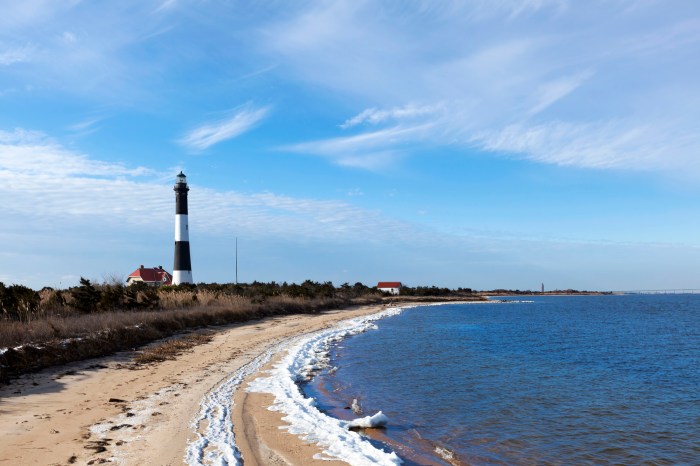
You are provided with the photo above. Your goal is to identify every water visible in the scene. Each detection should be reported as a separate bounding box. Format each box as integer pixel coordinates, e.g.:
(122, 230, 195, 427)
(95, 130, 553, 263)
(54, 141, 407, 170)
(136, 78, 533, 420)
(303, 296, 700, 465)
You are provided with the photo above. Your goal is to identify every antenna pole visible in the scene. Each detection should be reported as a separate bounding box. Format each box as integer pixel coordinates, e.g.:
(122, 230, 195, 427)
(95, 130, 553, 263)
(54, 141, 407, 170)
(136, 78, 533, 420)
(235, 236, 238, 284)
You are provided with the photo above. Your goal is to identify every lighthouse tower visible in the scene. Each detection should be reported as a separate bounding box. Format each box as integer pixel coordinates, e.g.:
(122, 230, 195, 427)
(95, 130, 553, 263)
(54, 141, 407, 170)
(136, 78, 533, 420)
(173, 171, 193, 285)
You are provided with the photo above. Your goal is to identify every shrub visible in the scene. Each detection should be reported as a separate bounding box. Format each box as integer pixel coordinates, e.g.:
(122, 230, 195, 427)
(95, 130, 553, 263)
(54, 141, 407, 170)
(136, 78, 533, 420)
(0, 283, 41, 322)
(70, 278, 102, 314)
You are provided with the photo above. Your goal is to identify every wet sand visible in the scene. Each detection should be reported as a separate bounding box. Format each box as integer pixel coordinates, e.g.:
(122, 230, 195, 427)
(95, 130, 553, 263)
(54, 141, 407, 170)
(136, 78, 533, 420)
(0, 303, 389, 465)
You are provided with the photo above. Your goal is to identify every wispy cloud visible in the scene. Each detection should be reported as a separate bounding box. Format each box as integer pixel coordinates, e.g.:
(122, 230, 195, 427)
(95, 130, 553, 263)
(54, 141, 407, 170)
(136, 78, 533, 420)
(67, 115, 105, 134)
(0, 128, 154, 178)
(282, 124, 435, 170)
(340, 103, 443, 129)
(0, 126, 425, 244)
(528, 70, 593, 116)
(471, 119, 700, 173)
(0, 45, 34, 65)
(618, 18, 700, 57)
(61, 31, 77, 44)
(154, 0, 178, 14)
(258, 1, 700, 176)
(0, 2, 181, 102)
(178, 104, 271, 152)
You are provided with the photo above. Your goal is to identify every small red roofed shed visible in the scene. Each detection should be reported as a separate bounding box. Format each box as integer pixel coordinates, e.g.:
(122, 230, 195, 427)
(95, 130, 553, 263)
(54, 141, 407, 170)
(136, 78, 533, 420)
(377, 281, 402, 295)
(127, 265, 173, 287)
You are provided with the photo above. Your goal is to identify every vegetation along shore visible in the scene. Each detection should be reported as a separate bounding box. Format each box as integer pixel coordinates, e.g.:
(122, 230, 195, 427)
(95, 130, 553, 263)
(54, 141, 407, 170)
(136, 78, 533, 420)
(0, 279, 483, 382)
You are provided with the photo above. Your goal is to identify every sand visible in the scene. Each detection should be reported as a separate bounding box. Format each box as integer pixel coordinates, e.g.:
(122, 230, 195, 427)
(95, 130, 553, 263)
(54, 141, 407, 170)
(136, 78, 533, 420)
(0, 303, 389, 466)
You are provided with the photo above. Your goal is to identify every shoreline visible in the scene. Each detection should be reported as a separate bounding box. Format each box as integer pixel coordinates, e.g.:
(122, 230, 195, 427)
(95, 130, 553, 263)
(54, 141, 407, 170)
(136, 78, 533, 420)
(233, 306, 408, 466)
(233, 300, 485, 466)
(0, 302, 396, 465)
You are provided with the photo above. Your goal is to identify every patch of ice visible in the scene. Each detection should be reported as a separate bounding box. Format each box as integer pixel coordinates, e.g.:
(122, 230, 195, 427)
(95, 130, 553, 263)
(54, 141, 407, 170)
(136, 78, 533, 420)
(90, 384, 185, 464)
(345, 411, 389, 429)
(351, 398, 362, 414)
(185, 304, 443, 466)
(435, 445, 455, 461)
(184, 342, 286, 466)
(247, 306, 407, 465)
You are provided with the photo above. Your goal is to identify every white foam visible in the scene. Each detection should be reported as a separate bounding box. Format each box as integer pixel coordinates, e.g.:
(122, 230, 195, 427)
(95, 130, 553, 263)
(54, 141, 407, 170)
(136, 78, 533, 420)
(246, 306, 406, 465)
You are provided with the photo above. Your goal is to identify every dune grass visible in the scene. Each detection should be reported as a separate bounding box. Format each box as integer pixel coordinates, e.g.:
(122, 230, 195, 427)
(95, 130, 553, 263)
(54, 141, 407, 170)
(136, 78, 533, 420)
(0, 291, 382, 382)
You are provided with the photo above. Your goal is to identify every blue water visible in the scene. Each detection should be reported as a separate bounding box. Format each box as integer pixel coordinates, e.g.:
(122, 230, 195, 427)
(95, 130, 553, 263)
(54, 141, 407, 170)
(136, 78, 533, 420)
(305, 296, 700, 465)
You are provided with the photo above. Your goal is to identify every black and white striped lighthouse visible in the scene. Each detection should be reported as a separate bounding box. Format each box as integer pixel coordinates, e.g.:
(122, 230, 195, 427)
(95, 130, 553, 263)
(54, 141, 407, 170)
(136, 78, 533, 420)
(173, 171, 193, 285)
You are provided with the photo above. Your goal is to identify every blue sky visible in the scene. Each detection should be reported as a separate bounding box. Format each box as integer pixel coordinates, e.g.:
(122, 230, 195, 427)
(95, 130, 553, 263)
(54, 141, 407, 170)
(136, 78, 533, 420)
(1, 0, 700, 291)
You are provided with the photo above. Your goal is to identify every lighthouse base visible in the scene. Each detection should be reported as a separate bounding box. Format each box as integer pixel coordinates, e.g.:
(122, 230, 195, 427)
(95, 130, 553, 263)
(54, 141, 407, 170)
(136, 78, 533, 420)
(173, 270, 193, 285)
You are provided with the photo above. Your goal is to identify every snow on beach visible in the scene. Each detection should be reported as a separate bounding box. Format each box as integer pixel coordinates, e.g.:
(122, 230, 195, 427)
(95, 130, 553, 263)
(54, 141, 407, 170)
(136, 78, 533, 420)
(185, 343, 285, 465)
(91, 384, 187, 464)
(246, 306, 406, 466)
(184, 305, 408, 466)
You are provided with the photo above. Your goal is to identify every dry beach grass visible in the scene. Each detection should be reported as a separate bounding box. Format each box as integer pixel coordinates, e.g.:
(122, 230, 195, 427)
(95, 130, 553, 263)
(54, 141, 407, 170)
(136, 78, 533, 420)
(0, 288, 384, 381)
(1, 280, 481, 382)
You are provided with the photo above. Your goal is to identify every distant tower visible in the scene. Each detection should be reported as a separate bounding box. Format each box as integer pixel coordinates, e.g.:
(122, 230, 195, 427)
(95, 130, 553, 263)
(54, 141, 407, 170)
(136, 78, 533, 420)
(173, 171, 193, 285)
(541, 283, 544, 293)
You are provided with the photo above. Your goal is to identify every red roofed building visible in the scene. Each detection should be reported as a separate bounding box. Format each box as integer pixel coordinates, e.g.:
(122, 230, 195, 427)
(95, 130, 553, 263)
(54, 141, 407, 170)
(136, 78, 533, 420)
(127, 265, 173, 287)
(377, 281, 402, 295)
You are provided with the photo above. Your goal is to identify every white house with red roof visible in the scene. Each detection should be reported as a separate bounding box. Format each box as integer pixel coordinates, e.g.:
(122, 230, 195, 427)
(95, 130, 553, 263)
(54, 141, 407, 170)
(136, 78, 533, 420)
(127, 265, 173, 287)
(377, 281, 402, 295)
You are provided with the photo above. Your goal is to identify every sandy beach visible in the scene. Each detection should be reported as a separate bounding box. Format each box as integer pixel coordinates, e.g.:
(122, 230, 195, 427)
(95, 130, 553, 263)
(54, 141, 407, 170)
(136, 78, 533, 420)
(0, 303, 391, 466)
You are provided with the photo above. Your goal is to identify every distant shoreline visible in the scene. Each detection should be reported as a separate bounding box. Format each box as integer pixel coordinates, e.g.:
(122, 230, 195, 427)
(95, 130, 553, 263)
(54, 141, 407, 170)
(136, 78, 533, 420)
(478, 291, 614, 296)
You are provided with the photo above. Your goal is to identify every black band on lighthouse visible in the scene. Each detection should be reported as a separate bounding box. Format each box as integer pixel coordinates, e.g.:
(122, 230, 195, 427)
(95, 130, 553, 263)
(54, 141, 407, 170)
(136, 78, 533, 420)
(174, 241, 192, 271)
(175, 187, 189, 215)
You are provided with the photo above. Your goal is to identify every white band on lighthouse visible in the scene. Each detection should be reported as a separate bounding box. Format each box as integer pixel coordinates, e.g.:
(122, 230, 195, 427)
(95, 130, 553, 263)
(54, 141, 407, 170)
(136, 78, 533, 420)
(173, 270, 193, 284)
(175, 214, 189, 242)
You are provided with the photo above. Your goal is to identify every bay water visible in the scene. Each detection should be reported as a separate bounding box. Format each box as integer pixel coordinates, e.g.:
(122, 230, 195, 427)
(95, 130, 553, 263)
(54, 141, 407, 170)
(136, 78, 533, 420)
(303, 295, 700, 465)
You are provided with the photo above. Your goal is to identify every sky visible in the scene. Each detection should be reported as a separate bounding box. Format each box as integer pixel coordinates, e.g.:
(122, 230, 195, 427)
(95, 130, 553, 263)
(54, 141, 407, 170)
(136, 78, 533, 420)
(1, 0, 700, 291)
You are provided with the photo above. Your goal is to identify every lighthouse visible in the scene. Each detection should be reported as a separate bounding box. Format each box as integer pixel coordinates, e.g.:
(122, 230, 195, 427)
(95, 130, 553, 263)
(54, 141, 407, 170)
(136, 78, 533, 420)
(173, 171, 193, 285)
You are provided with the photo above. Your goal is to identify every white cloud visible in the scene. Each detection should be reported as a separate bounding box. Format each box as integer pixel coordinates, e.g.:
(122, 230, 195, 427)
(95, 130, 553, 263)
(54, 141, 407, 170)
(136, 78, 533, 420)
(619, 18, 700, 57)
(0, 127, 428, 244)
(61, 31, 77, 43)
(471, 120, 700, 173)
(282, 124, 435, 170)
(257, 1, 700, 176)
(506, 0, 563, 18)
(340, 103, 443, 129)
(0, 1, 79, 30)
(0, 45, 33, 66)
(67, 116, 105, 133)
(178, 105, 271, 152)
(528, 70, 593, 116)
(0, 128, 152, 177)
(154, 0, 178, 14)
